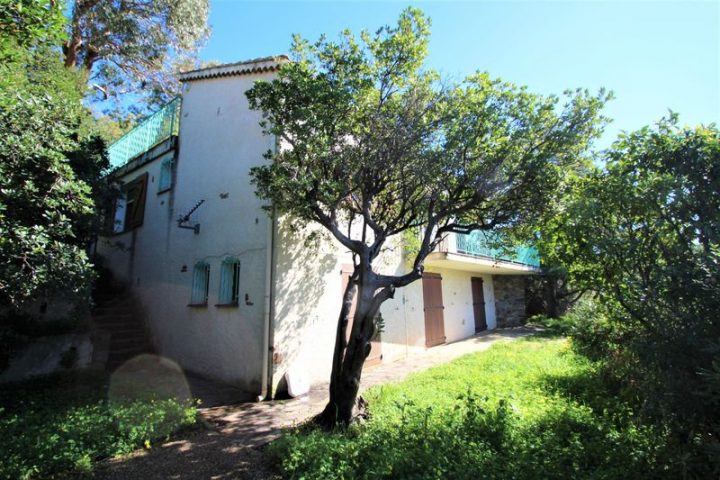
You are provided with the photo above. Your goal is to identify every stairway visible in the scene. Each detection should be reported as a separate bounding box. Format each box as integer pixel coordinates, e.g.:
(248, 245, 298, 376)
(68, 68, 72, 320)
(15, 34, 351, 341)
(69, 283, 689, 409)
(92, 290, 154, 371)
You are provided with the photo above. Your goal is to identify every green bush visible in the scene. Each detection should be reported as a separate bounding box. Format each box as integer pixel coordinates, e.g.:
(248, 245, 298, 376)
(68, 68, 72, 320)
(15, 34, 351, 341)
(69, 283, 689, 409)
(0, 373, 198, 479)
(268, 338, 678, 479)
(535, 119, 720, 477)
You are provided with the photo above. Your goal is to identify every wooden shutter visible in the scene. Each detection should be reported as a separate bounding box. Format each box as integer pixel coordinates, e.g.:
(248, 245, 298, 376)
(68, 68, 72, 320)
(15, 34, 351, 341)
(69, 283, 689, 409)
(218, 258, 240, 305)
(125, 173, 148, 230)
(471, 277, 487, 332)
(191, 262, 210, 305)
(422, 273, 446, 347)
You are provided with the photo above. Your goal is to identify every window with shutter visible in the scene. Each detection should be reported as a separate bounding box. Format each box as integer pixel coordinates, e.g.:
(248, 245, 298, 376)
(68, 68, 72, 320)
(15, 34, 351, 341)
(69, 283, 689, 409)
(158, 157, 174, 193)
(190, 262, 210, 305)
(106, 173, 148, 234)
(112, 195, 127, 233)
(218, 258, 240, 305)
(124, 172, 148, 230)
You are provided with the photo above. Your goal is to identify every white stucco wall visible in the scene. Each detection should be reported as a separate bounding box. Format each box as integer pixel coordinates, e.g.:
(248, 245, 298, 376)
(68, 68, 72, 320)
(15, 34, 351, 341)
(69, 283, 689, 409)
(97, 63, 530, 398)
(98, 71, 278, 393)
(269, 228, 502, 394)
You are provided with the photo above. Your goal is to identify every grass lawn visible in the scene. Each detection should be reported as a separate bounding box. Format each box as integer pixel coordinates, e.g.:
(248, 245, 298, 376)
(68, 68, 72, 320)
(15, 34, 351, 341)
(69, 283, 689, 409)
(0, 370, 198, 479)
(269, 336, 676, 480)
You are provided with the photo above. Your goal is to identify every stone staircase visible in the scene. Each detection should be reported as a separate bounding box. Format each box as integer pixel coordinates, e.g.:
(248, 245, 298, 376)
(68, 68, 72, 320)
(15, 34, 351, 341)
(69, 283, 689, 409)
(92, 290, 154, 371)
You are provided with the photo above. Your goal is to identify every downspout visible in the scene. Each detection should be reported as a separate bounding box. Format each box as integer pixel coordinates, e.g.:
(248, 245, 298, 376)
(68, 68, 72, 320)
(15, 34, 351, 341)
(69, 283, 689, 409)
(258, 206, 276, 401)
(258, 139, 278, 402)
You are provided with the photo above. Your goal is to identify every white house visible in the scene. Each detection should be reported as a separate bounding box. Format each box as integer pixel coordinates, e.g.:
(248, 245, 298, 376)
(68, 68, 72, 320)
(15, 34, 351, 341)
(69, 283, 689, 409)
(97, 56, 540, 399)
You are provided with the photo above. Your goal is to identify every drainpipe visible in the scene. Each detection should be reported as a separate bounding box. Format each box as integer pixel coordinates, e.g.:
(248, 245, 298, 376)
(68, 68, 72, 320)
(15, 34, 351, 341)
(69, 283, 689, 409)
(258, 139, 278, 402)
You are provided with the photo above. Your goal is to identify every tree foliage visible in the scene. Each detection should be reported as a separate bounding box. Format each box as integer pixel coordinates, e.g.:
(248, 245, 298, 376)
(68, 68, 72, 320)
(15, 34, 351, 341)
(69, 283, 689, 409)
(538, 116, 720, 476)
(0, 0, 64, 62)
(0, 2, 108, 310)
(64, 0, 210, 115)
(247, 8, 608, 426)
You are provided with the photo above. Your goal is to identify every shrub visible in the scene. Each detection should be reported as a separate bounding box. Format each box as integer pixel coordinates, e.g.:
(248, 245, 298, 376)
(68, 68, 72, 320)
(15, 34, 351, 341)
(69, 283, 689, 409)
(0, 373, 198, 479)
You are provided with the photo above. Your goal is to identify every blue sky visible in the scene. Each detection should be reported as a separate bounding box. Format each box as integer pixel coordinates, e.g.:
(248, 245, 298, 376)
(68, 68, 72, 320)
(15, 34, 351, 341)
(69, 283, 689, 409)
(200, 1, 719, 149)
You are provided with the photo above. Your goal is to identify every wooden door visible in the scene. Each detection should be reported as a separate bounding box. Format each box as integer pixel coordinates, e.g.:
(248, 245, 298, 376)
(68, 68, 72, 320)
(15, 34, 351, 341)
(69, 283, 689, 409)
(341, 265, 382, 366)
(471, 277, 487, 332)
(422, 272, 446, 347)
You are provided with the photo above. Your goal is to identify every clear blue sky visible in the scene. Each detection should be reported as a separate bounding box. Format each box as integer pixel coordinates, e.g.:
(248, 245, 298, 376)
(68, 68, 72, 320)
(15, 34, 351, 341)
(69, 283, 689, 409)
(200, 1, 719, 149)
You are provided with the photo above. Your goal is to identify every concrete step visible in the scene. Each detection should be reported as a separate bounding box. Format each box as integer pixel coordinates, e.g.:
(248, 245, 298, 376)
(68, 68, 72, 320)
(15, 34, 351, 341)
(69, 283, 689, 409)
(92, 316, 142, 326)
(94, 296, 133, 309)
(94, 324, 145, 334)
(107, 345, 153, 360)
(92, 312, 135, 321)
(110, 336, 150, 348)
(102, 326, 147, 336)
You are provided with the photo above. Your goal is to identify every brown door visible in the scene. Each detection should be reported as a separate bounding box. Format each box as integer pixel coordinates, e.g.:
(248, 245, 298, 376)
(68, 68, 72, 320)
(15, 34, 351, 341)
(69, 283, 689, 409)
(471, 277, 487, 332)
(422, 272, 446, 347)
(341, 265, 382, 366)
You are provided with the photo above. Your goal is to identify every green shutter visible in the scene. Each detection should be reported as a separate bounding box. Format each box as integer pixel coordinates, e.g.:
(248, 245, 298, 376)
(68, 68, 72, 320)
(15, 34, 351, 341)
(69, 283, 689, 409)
(218, 258, 240, 305)
(191, 262, 210, 305)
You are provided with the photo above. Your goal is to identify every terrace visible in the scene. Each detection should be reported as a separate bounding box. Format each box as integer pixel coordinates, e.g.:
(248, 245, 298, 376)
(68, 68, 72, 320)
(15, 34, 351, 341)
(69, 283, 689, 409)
(107, 97, 181, 169)
(427, 231, 540, 273)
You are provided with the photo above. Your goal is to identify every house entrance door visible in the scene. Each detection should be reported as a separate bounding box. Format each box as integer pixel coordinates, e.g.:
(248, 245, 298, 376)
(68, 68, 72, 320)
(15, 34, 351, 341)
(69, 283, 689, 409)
(341, 265, 382, 366)
(422, 272, 446, 347)
(471, 277, 487, 332)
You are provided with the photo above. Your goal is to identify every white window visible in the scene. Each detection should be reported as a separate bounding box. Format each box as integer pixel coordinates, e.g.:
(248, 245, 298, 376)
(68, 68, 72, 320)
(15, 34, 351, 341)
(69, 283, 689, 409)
(190, 262, 210, 305)
(218, 258, 240, 305)
(157, 157, 174, 193)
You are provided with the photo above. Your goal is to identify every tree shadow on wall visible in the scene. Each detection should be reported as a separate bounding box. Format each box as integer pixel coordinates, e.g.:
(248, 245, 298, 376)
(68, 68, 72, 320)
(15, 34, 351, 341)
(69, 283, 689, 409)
(271, 218, 338, 395)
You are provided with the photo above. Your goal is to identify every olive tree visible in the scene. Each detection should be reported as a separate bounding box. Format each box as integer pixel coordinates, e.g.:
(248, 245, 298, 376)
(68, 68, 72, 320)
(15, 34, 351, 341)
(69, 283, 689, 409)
(246, 8, 608, 427)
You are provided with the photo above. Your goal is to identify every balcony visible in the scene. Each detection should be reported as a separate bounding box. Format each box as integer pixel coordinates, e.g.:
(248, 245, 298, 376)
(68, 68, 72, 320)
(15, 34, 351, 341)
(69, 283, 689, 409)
(426, 231, 540, 274)
(107, 97, 181, 169)
(452, 231, 540, 267)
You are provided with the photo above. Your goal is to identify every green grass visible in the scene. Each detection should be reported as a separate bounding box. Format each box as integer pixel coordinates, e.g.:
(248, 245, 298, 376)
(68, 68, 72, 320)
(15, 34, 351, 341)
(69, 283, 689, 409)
(0, 371, 198, 479)
(269, 337, 678, 480)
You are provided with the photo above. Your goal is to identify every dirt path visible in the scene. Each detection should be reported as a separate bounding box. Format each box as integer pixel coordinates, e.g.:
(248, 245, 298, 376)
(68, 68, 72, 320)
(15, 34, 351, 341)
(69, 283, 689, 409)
(92, 327, 537, 479)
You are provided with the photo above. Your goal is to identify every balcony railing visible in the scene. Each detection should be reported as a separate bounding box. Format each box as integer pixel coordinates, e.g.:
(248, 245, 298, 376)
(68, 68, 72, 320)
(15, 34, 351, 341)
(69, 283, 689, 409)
(107, 97, 181, 169)
(442, 231, 540, 268)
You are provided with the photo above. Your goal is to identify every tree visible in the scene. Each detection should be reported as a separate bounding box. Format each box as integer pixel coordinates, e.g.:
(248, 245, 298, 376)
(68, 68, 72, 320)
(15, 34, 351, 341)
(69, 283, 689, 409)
(0, 0, 64, 62)
(536, 116, 720, 474)
(0, 1, 109, 311)
(246, 8, 608, 427)
(63, 0, 210, 114)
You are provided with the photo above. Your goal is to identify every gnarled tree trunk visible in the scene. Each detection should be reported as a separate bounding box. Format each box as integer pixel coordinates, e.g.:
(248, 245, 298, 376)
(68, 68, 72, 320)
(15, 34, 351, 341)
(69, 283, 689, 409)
(315, 266, 383, 427)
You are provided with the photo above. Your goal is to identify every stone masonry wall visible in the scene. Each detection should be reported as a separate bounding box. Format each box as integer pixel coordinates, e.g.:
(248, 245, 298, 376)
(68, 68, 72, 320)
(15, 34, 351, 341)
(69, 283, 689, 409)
(493, 275, 527, 328)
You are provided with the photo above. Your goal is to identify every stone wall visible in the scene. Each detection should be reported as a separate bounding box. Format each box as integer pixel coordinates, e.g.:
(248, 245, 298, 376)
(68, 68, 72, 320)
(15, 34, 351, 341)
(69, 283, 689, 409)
(493, 275, 527, 327)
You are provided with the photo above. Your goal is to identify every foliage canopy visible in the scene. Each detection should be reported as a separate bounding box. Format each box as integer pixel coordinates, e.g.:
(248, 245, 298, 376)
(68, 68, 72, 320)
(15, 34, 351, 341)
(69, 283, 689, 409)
(247, 8, 608, 425)
(0, 0, 109, 310)
(537, 116, 720, 476)
(64, 0, 210, 115)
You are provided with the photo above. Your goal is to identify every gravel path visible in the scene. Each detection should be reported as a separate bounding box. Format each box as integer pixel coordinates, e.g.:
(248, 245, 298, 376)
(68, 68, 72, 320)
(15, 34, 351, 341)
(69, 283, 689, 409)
(91, 327, 537, 479)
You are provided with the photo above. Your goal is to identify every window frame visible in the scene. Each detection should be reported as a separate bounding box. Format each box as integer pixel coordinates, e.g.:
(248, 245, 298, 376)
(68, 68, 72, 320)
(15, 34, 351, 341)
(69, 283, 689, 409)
(189, 261, 210, 306)
(157, 156, 174, 194)
(106, 173, 148, 235)
(217, 257, 241, 307)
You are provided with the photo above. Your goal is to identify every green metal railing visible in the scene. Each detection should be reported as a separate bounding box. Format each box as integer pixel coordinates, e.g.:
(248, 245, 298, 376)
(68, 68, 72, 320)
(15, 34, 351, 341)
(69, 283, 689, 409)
(455, 231, 540, 267)
(107, 97, 181, 169)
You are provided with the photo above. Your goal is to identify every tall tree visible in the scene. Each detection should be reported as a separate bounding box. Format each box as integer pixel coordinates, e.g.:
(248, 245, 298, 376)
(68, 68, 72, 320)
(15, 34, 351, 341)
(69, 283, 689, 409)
(0, 0, 108, 310)
(63, 0, 210, 114)
(246, 8, 608, 427)
(535, 117, 720, 474)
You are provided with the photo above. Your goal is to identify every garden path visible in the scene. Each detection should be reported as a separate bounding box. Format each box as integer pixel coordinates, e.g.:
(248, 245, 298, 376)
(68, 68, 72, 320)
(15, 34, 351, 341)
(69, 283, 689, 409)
(92, 327, 537, 479)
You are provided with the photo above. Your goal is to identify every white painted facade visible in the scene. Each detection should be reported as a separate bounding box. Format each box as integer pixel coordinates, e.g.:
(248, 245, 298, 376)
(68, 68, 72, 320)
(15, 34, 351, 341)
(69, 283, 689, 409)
(97, 58, 537, 398)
